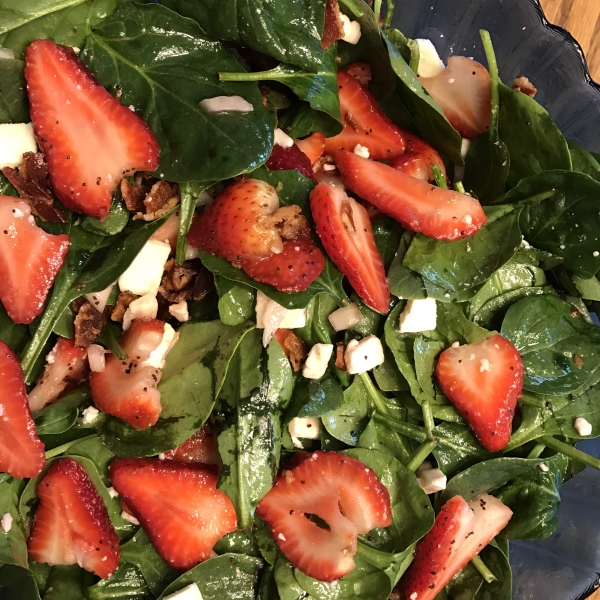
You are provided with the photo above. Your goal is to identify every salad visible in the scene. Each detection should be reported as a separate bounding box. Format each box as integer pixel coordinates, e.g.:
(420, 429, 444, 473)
(1, 0, 600, 598)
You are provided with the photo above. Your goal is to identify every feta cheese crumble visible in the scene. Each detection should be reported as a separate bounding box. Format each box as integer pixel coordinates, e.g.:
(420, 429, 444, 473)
(399, 298, 437, 333)
(302, 343, 334, 379)
(163, 583, 204, 600)
(121, 511, 140, 526)
(574, 416, 593, 436)
(199, 96, 253, 113)
(87, 345, 108, 373)
(288, 417, 321, 440)
(1, 513, 12, 533)
(122, 293, 159, 331)
(274, 128, 294, 148)
(85, 283, 114, 313)
(415, 39, 445, 78)
(340, 14, 362, 44)
(142, 323, 178, 369)
(255, 291, 307, 347)
(0, 123, 37, 169)
(169, 300, 190, 323)
(344, 335, 385, 374)
(416, 461, 447, 494)
(81, 406, 100, 425)
(108, 487, 119, 499)
(328, 303, 363, 331)
(118, 239, 171, 297)
(353, 144, 370, 159)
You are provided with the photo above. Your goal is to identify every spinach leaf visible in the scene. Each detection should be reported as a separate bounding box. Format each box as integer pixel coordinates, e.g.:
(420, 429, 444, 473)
(501, 295, 600, 395)
(435, 302, 490, 345)
(83, 2, 275, 183)
(500, 170, 600, 278)
(278, 101, 343, 139)
(43, 565, 85, 600)
(403, 206, 522, 293)
(0, 477, 28, 568)
(274, 554, 309, 600)
(295, 293, 337, 345)
(0, 0, 115, 60)
(498, 83, 571, 187)
(87, 563, 151, 599)
(568, 140, 600, 181)
(373, 217, 404, 271)
(285, 373, 344, 421)
(572, 273, 600, 301)
(0, 303, 28, 353)
(387, 231, 427, 300)
(474, 541, 512, 600)
(80, 198, 129, 237)
(0, 564, 42, 600)
(0, 57, 28, 123)
(34, 387, 91, 436)
(176, 182, 207, 265)
(99, 320, 254, 456)
(162, 0, 327, 74)
(251, 167, 316, 213)
(216, 278, 256, 326)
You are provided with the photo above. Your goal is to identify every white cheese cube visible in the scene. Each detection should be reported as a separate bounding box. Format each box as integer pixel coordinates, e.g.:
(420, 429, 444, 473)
(255, 291, 306, 347)
(328, 303, 363, 331)
(81, 406, 100, 425)
(163, 583, 204, 600)
(122, 293, 158, 331)
(0, 123, 37, 169)
(288, 417, 321, 440)
(280, 308, 307, 329)
(121, 511, 140, 526)
(1, 513, 13, 533)
(415, 39, 445, 78)
(302, 344, 334, 379)
(416, 461, 447, 494)
(574, 416, 593, 436)
(274, 128, 294, 148)
(169, 300, 189, 323)
(107, 487, 119, 499)
(344, 335, 385, 374)
(353, 144, 370, 159)
(85, 283, 114, 313)
(185, 244, 199, 260)
(118, 239, 171, 297)
(199, 96, 253, 113)
(142, 323, 178, 369)
(340, 14, 362, 44)
(399, 298, 437, 333)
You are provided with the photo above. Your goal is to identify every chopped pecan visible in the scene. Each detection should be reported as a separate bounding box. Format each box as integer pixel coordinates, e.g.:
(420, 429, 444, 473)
(121, 178, 149, 213)
(73, 301, 107, 348)
(574, 354, 584, 369)
(141, 180, 179, 220)
(281, 330, 308, 373)
(193, 266, 216, 301)
(512, 76, 537, 98)
(261, 205, 311, 242)
(321, 0, 344, 49)
(110, 291, 138, 322)
(335, 341, 346, 371)
(2, 152, 67, 222)
(159, 261, 200, 303)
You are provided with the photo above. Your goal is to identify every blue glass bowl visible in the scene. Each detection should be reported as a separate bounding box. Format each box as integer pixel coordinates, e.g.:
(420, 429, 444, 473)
(391, 2, 600, 598)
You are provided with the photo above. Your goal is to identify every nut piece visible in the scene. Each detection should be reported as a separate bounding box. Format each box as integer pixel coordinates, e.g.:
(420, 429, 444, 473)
(512, 76, 537, 98)
(73, 300, 108, 348)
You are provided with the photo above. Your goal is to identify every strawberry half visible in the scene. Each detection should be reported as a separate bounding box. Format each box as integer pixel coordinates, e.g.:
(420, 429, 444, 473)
(162, 423, 219, 465)
(400, 494, 513, 600)
(335, 150, 486, 240)
(256, 451, 391, 582)
(27, 458, 120, 578)
(323, 71, 405, 160)
(89, 319, 172, 429)
(28, 337, 89, 412)
(266, 143, 316, 182)
(310, 183, 389, 313)
(109, 458, 237, 570)
(187, 178, 325, 292)
(295, 132, 326, 165)
(420, 56, 491, 140)
(389, 130, 447, 183)
(0, 195, 70, 325)
(0, 341, 45, 478)
(24, 40, 160, 220)
(435, 334, 523, 452)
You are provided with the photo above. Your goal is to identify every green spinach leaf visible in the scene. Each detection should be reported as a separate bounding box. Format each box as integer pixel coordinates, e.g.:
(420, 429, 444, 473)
(0, 57, 28, 123)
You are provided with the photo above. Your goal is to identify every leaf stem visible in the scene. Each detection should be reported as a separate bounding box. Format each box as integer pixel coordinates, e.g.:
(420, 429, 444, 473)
(471, 555, 497, 584)
(384, 0, 396, 27)
(219, 71, 270, 82)
(479, 30, 500, 140)
(539, 435, 600, 470)
(373, 0, 382, 23)
(455, 181, 466, 194)
(373, 412, 428, 442)
(407, 39, 420, 74)
(406, 439, 438, 472)
(176, 182, 207, 265)
(339, 0, 363, 17)
(527, 443, 546, 459)
(44, 435, 97, 459)
(421, 398, 435, 440)
(519, 395, 548, 409)
(431, 164, 448, 189)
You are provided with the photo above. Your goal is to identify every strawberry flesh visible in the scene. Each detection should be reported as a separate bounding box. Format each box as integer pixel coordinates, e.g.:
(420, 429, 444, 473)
(342, 62, 373, 87)
(295, 132, 326, 165)
(324, 72, 405, 159)
(435, 334, 523, 452)
(162, 423, 219, 465)
(389, 130, 447, 182)
(24, 40, 160, 220)
(0, 341, 46, 478)
(0, 195, 70, 325)
(266, 143, 317, 182)
(335, 150, 487, 240)
(27, 458, 120, 578)
(109, 458, 237, 570)
(256, 451, 391, 582)
(310, 183, 389, 313)
(400, 494, 513, 600)
(90, 318, 167, 429)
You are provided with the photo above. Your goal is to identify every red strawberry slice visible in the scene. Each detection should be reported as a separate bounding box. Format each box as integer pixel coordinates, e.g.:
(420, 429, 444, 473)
(0, 195, 70, 325)
(28, 337, 89, 412)
(0, 341, 45, 478)
(435, 334, 523, 452)
(321, 0, 344, 49)
(162, 423, 219, 465)
(256, 451, 391, 582)
(24, 40, 160, 220)
(420, 56, 491, 140)
(400, 494, 513, 600)
(109, 458, 237, 570)
(323, 71, 405, 159)
(27, 458, 120, 578)
(335, 150, 486, 240)
(389, 130, 447, 183)
(89, 319, 171, 429)
(310, 183, 389, 313)
(187, 178, 325, 292)
(266, 143, 317, 182)
(295, 132, 326, 165)
(342, 62, 373, 87)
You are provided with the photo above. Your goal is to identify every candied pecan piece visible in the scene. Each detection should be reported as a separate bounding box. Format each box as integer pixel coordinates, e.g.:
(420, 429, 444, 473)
(335, 341, 346, 371)
(159, 261, 200, 303)
(110, 291, 138, 322)
(73, 300, 107, 348)
(261, 205, 311, 242)
(121, 178, 149, 213)
(321, 0, 344, 49)
(512, 76, 537, 98)
(282, 330, 308, 373)
(141, 180, 179, 221)
(192, 265, 216, 302)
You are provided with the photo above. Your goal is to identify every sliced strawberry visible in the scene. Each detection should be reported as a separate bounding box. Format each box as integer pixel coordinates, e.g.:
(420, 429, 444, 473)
(323, 72, 405, 159)
(310, 183, 389, 313)
(295, 132, 326, 165)
(321, 0, 344, 49)
(266, 142, 317, 182)
(0, 195, 70, 325)
(335, 150, 486, 240)
(24, 40, 159, 220)
(420, 57, 491, 140)
(256, 451, 391, 582)
(435, 334, 523, 452)
(389, 130, 446, 182)
(89, 319, 174, 429)
(151, 211, 180, 251)
(342, 62, 373, 87)
(187, 178, 324, 292)
(27, 458, 120, 578)
(109, 458, 237, 570)
(162, 423, 219, 465)
(0, 342, 45, 478)
(400, 494, 513, 600)
(28, 337, 89, 412)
